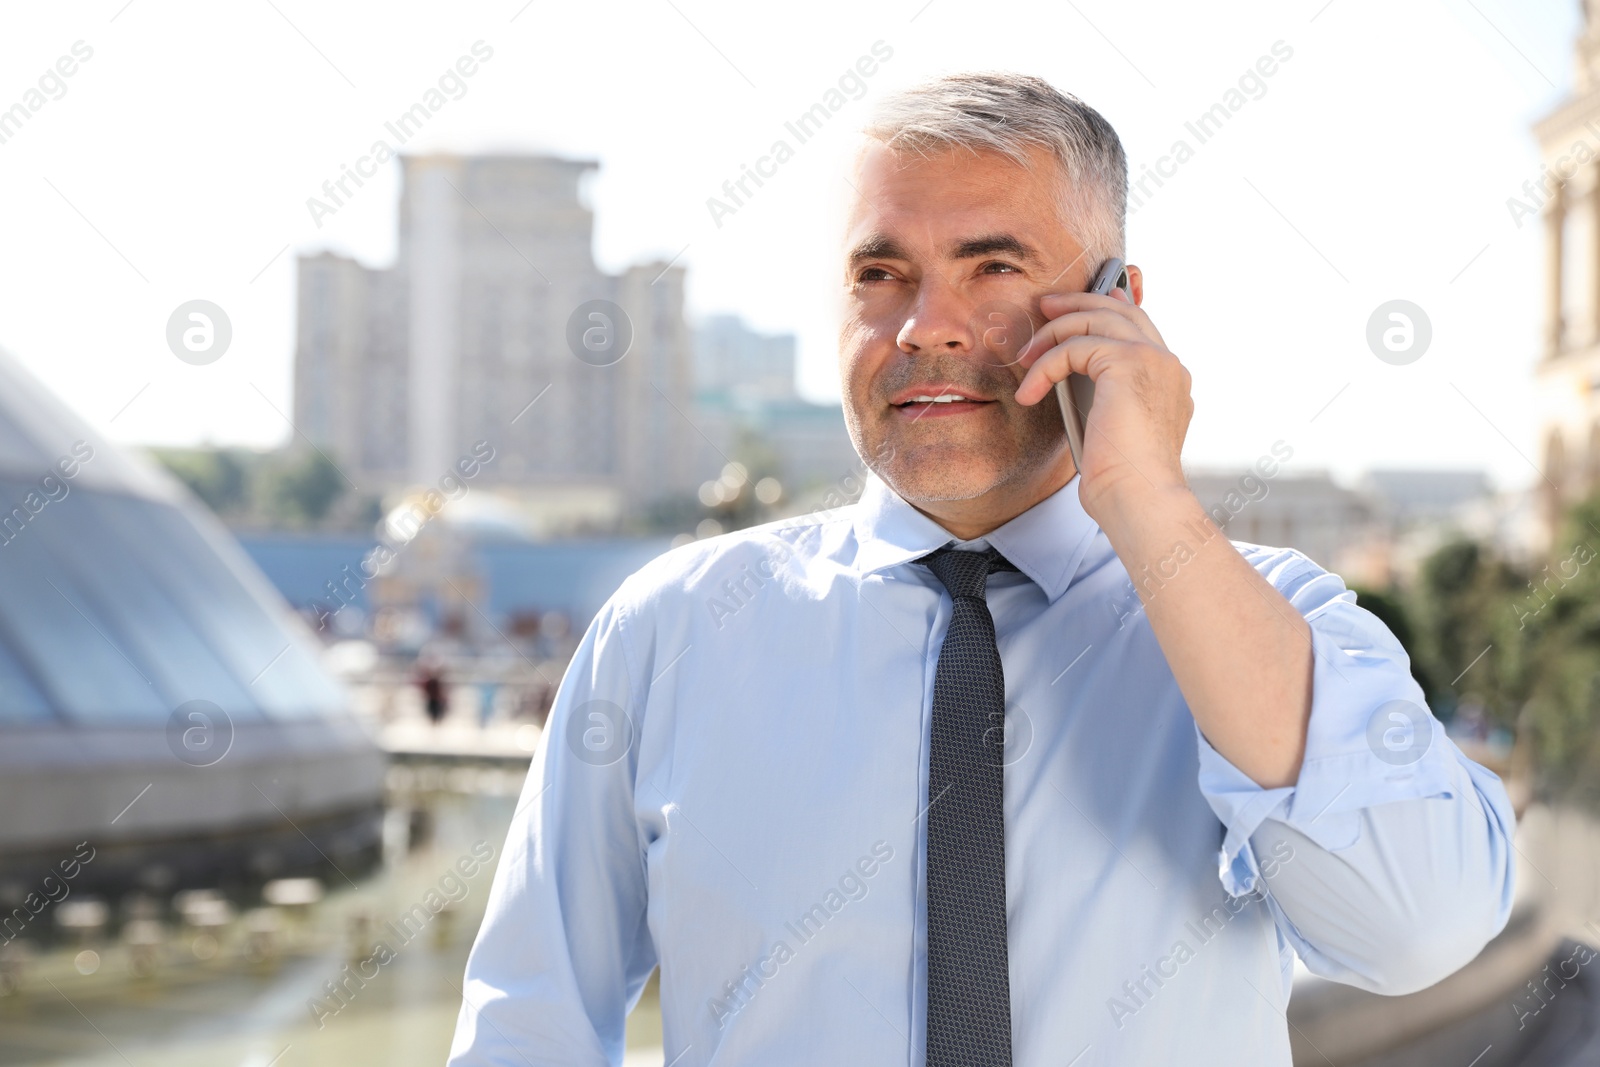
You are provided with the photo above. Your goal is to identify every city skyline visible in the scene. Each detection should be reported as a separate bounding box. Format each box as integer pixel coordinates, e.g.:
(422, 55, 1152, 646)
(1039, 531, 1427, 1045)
(0, 0, 1579, 492)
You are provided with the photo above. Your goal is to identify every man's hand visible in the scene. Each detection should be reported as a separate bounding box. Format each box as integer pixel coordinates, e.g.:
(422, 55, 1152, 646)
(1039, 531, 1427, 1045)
(1012, 288, 1193, 524)
(1013, 284, 1313, 790)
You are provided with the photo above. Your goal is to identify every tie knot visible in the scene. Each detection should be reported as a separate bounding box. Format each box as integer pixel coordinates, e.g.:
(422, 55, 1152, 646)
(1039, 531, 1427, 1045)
(916, 545, 1018, 601)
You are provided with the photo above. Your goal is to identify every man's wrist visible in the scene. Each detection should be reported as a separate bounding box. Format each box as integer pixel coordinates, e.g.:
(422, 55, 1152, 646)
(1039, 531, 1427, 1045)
(1086, 476, 1202, 550)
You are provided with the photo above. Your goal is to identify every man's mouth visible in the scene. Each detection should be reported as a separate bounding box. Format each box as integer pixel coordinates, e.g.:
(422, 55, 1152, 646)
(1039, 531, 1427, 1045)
(891, 388, 996, 419)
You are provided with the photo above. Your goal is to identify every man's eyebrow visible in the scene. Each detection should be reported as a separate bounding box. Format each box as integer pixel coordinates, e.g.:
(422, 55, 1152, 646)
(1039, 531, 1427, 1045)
(847, 234, 908, 264)
(950, 233, 1041, 263)
(846, 231, 1043, 265)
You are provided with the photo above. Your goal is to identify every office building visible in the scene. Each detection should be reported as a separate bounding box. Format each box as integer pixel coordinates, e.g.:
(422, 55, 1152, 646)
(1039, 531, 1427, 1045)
(294, 154, 698, 531)
(690, 315, 860, 489)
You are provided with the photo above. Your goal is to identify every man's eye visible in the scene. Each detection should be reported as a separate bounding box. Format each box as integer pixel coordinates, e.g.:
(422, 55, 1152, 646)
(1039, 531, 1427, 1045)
(857, 267, 894, 282)
(981, 261, 1021, 274)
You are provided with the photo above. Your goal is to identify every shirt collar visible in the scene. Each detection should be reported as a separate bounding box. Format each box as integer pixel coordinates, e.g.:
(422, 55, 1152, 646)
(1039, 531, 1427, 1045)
(851, 468, 1102, 604)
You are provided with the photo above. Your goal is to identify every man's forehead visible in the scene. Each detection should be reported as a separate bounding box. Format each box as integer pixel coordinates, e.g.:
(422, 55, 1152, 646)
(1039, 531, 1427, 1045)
(843, 141, 1069, 253)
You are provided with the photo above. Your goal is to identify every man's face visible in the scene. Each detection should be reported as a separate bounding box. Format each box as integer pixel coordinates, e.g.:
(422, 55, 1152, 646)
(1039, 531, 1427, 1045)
(839, 142, 1092, 504)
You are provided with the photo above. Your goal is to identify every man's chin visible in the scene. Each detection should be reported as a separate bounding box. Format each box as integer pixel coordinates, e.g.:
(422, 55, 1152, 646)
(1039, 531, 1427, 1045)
(869, 427, 1071, 505)
(877, 454, 1011, 504)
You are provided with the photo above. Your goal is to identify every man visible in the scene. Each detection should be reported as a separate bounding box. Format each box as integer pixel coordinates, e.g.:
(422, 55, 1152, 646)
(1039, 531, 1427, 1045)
(450, 73, 1514, 1066)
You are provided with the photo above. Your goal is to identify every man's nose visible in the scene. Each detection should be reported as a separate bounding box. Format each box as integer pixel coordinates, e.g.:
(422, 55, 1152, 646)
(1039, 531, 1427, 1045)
(896, 278, 975, 355)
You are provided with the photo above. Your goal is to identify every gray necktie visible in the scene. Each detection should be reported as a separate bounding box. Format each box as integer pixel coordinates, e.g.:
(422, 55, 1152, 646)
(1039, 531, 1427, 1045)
(915, 544, 1018, 1067)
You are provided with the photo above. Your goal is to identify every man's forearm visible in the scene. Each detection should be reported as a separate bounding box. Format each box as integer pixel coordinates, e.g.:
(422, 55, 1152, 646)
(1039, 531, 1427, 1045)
(1094, 481, 1313, 789)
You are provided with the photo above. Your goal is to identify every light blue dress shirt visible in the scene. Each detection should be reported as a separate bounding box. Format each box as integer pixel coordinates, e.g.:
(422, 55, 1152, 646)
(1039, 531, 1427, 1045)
(449, 470, 1516, 1066)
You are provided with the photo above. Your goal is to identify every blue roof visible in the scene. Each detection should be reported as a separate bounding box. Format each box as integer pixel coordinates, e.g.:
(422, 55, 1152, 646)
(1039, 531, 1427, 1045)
(236, 532, 675, 629)
(474, 536, 674, 624)
(234, 533, 376, 612)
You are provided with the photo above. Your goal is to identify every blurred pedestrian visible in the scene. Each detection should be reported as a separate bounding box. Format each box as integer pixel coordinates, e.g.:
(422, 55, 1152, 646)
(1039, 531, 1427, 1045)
(417, 665, 446, 726)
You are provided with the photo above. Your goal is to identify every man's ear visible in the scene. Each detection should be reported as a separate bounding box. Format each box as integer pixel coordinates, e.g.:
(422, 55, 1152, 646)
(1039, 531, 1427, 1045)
(1125, 264, 1146, 306)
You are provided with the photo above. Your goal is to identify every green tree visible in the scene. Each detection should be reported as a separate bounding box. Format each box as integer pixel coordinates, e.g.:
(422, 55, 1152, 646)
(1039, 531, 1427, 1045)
(151, 447, 251, 515)
(1510, 495, 1600, 801)
(259, 450, 346, 526)
(1408, 537, 1529, 726)
(1405, 493, 1600, 805)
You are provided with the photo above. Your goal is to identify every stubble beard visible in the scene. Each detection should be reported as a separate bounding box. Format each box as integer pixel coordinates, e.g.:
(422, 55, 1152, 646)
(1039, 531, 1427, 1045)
(848, 394, 1065, 504)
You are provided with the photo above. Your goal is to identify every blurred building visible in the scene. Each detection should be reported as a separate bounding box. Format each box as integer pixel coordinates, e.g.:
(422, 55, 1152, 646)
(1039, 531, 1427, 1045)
(1187, 469, 1372, 578)
(695, 313, 799, 403)
(1532, 7, 1600, 544)
(1186, 465, 1506, 587)
(1359, 469, 1493, 530)
(0, 347, 382, 897)
(294, 154, 698, 532)
(690, 315, 859, 489)
(1357, 468, 1537, 584)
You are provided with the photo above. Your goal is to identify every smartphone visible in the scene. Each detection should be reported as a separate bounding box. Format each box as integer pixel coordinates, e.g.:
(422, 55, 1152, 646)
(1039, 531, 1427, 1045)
(1055, 257, 1128, 474)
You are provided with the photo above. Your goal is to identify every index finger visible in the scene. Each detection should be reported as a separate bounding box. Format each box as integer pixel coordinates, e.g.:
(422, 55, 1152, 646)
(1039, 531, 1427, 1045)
(1039, 290, 1166, 348)
(1017, 307, 1146, 364)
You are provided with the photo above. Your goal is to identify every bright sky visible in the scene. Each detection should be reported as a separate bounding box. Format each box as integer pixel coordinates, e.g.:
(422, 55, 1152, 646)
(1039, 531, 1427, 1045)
(0, 0, 1579, 490)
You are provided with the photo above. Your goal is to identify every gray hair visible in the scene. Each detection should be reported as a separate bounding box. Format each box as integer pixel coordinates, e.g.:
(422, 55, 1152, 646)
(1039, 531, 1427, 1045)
(862, 72, 1127, 267)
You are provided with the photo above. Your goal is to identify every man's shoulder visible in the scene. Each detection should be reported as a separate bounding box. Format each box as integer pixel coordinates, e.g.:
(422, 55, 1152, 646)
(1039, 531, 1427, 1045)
(608, 507, 858, 615)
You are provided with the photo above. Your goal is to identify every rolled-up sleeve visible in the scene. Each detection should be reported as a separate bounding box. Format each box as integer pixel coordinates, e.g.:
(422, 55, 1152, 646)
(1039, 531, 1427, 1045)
(448, 591, 656, 1065)
(1193, 545, 1516, 995)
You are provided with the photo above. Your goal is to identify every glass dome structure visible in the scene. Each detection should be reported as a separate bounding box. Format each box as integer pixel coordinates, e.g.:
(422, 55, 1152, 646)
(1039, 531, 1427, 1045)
(0, 346, 383, 901)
